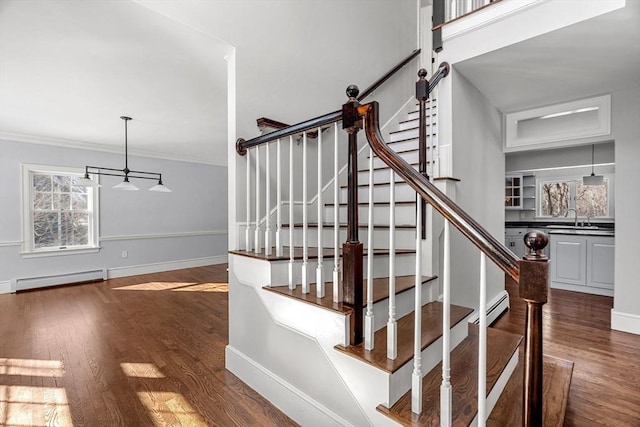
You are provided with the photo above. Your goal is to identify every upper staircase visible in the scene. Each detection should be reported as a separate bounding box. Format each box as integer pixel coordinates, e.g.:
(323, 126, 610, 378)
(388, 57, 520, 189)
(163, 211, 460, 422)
(228, 50, 572, 426)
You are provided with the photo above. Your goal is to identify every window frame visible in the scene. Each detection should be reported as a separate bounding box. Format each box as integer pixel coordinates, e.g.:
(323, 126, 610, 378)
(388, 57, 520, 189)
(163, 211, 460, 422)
(536, 174, 613, 220)
(21, 164, 100, 258)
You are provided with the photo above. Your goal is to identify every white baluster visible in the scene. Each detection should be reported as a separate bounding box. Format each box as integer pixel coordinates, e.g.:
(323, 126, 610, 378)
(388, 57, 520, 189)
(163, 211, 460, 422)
(254, 145, 261, 253)
(412, 198, 423, 414)
(332, 123, 342, 303)
(316, 127, 325, 298)
(301, 131, 309, 294)
(364, 146, 375, 350)
(288, 136, 295, 290)
(478, 252, 487, 426)
(276, 138, 283, 257)
(387, 170, 397, 360)
(264, 142, 272, 256)
(441, 219, 452, 427)
(245, 148, 252, 251)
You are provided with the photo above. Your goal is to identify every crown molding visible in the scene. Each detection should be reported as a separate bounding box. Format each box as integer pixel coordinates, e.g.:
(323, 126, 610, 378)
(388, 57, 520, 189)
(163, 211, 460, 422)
(0, 131, 227, 167)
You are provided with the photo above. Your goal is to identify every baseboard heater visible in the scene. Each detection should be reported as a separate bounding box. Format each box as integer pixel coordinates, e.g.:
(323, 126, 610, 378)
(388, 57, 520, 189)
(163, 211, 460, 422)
(468, 291, 510, 326)
(15, 268, 107, 292)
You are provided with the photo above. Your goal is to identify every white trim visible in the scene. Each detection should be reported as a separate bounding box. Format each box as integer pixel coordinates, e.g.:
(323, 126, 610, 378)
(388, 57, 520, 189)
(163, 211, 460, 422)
(468, 290, 510, 326)
(107, 255, 227, 279)
(611, 309, 640, 335)
(21, 247, 101, 259)
(225, 345, 355, 427)
(0, 280, 11, 294)
(100, 230, 227, 242)
(0, 241, 22, 247)
(1, 132, 227, 167)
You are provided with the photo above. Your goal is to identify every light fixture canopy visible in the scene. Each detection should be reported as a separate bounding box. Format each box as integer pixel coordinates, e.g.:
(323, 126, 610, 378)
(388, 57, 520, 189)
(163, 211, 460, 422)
(582, 144, 604, 186)
(82, 116, 170, 192)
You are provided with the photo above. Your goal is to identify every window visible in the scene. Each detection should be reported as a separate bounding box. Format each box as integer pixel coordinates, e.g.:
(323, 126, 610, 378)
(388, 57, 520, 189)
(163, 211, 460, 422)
(22, 164, 99, 257)
(538, 177, 609, 218)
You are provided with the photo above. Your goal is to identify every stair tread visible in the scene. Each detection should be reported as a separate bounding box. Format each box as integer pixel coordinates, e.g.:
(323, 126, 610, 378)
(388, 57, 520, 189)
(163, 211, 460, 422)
(263, 275, 437, 316)
(376, 325, 523, 426)
(487, 351, 573, 427)
(341, 181, 416, 189)
(229, 246, 416, 261)
(334, 301, 474, 374)
(358, 161, 419, 173)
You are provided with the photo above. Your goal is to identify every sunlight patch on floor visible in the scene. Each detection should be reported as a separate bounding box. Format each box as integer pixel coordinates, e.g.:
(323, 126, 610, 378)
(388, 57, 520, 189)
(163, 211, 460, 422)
(0, 385, 72, 426)
(120, 362, 165, 379)
(113, 281, 228, 292)
(0, 358, 64, 378)
(136, 391, 206, 426)
(171, 282, 228, 293)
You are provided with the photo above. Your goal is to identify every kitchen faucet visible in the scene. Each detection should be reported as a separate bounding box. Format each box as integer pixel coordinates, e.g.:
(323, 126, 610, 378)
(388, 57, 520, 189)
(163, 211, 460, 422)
(564, 208, 578, 226)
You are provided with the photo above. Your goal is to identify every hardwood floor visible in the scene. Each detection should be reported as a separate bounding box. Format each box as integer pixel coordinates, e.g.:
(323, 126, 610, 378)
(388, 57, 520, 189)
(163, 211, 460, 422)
(2, 266, 638, 426)
(0, 265, 297, 427)
(492, 278, 640, 427)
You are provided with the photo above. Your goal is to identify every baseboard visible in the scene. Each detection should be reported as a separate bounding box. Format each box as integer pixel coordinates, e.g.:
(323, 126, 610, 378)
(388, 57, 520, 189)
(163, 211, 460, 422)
(0, 280, 11, 294)
(225, 345, 353, 427)
(468, 290, 510, 326)
(107, 255, 227, 279)
(611, 309, 640, 335)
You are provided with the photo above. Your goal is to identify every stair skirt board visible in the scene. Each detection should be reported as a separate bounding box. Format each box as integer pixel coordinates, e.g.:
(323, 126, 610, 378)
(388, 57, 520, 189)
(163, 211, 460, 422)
(15, 268, 107, 292)
(467, 290, 510, 327)
(226, 345, 356, 427)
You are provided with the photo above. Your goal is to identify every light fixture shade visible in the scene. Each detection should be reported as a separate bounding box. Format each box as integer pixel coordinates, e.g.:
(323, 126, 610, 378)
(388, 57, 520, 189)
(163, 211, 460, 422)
(149, 183, 172, 192)
(583, 174, 604, 186)
(80, 176, 101, 188)
(113, 180, 139, 191)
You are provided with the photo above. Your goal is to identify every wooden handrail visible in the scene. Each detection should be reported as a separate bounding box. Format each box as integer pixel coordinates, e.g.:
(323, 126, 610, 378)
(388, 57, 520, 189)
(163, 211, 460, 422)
(359, 100, 520, 282)
(237, 49, 421, 155)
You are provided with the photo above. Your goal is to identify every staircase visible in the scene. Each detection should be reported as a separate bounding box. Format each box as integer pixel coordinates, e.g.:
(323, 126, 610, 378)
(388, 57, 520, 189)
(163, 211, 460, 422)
(228, 57, 571, 426)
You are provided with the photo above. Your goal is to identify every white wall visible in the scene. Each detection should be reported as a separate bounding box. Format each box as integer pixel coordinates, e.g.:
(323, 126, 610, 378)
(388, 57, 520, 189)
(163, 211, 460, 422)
(0, 138, 227, 289)
(447, 69, 505, 310)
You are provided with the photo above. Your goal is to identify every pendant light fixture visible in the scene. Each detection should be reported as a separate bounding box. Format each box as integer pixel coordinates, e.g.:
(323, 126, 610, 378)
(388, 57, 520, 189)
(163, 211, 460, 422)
(582, 144, 604, 186)
(81, 116, 171, 192)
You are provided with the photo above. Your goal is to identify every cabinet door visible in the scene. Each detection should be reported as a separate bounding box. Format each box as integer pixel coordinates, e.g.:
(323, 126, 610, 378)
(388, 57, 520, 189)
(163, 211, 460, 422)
(550, 235, 587, 286)
(587, 237, 615, 289)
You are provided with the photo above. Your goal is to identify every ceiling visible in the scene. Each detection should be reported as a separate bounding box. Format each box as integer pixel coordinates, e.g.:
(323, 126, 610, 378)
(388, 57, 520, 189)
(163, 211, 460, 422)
(455, 1, 640, 113)
(0, 0, 231, 165)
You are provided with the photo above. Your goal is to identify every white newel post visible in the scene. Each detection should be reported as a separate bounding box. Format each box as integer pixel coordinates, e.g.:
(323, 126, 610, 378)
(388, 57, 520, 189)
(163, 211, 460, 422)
(441, 219, 452, 427)
(364, 146, 375, 350)
(316, 128, 325, 298)
(387, 169, 397, 360)
(332, 123, 342, 303)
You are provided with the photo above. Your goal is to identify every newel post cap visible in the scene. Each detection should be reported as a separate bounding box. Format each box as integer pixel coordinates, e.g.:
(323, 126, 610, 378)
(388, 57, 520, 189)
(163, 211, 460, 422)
(523, 230, 549, 261)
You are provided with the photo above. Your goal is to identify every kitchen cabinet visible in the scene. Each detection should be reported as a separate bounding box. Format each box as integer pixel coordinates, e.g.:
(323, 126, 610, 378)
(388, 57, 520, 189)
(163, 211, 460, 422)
(549, 233, 614, 296)
(505, 174, 535, 211)
(505, 228, 527, 258)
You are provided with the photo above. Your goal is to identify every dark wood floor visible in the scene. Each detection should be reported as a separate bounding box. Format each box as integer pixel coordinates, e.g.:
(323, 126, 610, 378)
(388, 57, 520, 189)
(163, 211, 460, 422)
(0, 265, 297, 427)
(1, 266, 638, 426)
(492, 278, 640, 427)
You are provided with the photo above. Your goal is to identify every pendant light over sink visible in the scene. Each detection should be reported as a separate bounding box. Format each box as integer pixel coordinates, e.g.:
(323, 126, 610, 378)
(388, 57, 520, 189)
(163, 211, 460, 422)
(582, 144, 604, 186)
(81, 116, 171, 192)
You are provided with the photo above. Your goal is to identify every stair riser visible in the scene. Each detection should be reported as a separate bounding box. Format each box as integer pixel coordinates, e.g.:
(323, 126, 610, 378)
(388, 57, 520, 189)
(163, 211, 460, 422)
(390, 127, 419, 141)
(340, 183, 417, 203)
(358, 164, 420, 184)
(397, 117, 437, 131)
(326, 205, 417, 227)
(372, 150, 419, 168)
(266, 253, 417, 287)
(285, 227, 417, 250)
(370, 279, 437, 333)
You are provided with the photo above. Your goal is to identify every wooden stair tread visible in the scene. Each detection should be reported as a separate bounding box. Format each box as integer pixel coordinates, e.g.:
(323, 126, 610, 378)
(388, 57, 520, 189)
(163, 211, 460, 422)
(263, 275, 437, 316)
(283, 222, 416, 229)
(229, 246, 416, 261)
(377, 325, 523, 426)
(334, 301, 474, 374)
(487, 351, 573, 427)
